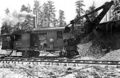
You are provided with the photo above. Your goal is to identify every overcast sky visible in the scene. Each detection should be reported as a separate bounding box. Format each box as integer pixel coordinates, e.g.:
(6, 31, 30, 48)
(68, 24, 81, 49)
(0, 0, 111, 26)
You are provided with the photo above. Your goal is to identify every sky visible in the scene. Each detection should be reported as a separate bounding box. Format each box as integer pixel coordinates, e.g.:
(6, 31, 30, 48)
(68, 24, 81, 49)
(0, 0, 111, 26)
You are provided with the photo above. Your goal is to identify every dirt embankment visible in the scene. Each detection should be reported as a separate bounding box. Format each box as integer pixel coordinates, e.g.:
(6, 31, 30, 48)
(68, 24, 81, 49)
(77, 41, 120, 61)
(77, 41, 104, 59)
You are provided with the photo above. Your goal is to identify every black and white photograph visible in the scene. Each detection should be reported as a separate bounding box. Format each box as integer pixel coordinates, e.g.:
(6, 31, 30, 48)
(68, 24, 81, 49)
(0, 0, 120, 78)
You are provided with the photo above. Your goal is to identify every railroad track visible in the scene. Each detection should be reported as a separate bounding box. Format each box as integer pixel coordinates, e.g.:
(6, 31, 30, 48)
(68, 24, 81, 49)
(0, 56, 120, 66)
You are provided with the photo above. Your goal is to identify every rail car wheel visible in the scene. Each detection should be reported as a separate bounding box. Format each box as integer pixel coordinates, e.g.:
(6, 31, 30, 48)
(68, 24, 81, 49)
(66, 50, 79, 58)
(29, 50, 40, 57)
(59, 51, 67, 57)
(22, 50, 40, 58)
(59, 48, 79, 58)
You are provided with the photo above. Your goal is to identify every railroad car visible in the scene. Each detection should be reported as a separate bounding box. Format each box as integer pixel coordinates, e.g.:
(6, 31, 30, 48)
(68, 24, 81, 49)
(1, 26, 78, 57)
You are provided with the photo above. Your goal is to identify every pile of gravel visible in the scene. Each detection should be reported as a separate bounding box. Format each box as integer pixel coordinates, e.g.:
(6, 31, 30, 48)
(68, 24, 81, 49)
(100, 49, 120, 61)
(77, 42, 92, 57)
(77, 41, 120, 61)
(77, 41, 104, 59)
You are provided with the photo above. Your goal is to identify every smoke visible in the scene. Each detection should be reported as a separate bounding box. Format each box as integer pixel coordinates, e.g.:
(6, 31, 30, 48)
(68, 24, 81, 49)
(2, 11, 35, 28)
(18, 11, 36, 17)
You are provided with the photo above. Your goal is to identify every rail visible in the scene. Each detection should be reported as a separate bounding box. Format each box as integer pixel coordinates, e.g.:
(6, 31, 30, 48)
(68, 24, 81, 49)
(0, 57, 120, 66)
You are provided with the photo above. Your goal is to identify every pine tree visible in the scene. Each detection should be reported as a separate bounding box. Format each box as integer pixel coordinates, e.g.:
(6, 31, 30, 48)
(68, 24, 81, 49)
(111, 0, 120, 21)
(20, 4, 34, 30)
(75, 0, 85, 24)
(20, 4, 32, 13)
(42, 3, 49, 27)
(76, 0, 85, 17)
(5, 8, 10, 15)
(21, 5, 27, 12)
(42, 1, 56, 27)
(33, 0, 42, 27)
(1, 8, 12, 34)
(58, 10, 66, 27)
(47, 0, 56, 27)
(87, 2, 98, 21)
